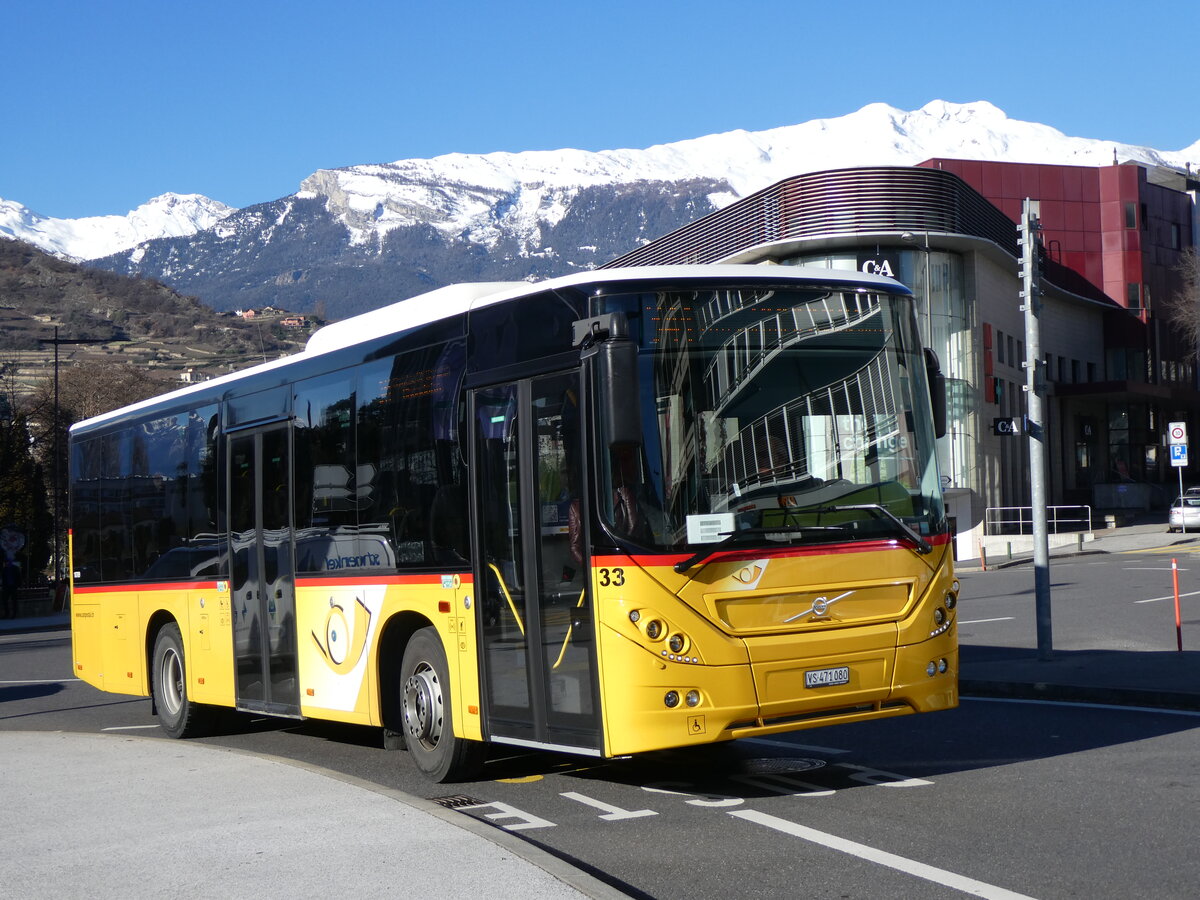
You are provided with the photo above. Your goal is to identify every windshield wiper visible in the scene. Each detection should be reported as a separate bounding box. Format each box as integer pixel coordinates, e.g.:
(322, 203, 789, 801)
(673, 524, 845, 574)
(812, 504, 933, 554)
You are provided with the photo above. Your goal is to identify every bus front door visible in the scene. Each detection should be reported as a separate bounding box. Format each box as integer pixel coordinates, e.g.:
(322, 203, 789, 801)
(228, 426, 301, 716)
(472, 371, 601, 753)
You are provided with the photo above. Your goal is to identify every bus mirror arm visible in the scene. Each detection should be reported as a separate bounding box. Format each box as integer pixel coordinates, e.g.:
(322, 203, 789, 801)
(924, 348, 947, 439)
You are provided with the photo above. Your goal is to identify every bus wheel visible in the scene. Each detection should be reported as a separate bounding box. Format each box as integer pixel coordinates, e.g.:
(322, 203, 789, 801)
(151, 623, 215, 739)
(399, 627, 484, 782)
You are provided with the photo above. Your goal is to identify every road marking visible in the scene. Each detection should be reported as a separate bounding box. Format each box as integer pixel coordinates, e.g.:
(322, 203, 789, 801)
(1123, 567, 1184, 571)
(460, 800, 556, 831)
(560, 791, 658, 821)
(958, 617, 1015, 625)
(0, 679, 81, 684)
(963, 697, 1200, 718)
(745, 737, 849, 754)
(730, 809, 1036, 899)
(1134, 589, 1200, 604)
(101, 724, 161, 731)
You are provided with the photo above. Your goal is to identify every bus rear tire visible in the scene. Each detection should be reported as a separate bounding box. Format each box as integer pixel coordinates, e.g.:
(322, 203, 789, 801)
(152, 622, 216, 739)
(399, 626, 485, 782)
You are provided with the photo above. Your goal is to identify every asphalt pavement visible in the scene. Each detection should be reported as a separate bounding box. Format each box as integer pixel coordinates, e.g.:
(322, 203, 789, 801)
(3, 517, 1198, 898)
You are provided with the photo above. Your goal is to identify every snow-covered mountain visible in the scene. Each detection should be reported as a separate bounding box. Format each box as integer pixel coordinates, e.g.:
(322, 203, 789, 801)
(5, 100, 1197, 318)
(292, 99, 1198, 253)
(0, 192, 234, 260)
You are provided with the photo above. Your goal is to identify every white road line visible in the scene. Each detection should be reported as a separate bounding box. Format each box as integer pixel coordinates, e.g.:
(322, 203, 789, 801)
(963, 696, 1200, 718)
(730, 809, 1036, 899)
(101, 724, 162, 731)
(744, 737, 849, 754)
(1134, 589, 1200, 605)
(1123, 567, 1184, 571)
(958, 617, 1015, 625)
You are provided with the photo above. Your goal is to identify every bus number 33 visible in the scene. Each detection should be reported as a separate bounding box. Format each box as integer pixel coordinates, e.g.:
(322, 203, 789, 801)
(598, 567, 626, 587)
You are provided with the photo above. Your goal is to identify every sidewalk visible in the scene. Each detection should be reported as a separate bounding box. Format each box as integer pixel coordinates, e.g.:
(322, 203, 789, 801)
(0, 731, 620, 899)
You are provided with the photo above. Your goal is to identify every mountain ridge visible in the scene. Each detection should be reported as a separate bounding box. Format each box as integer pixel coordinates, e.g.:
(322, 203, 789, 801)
(4, 100, 1196, 320)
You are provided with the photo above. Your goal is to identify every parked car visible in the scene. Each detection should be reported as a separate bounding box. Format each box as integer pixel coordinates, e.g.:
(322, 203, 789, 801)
(1168, 496, 1200, 532)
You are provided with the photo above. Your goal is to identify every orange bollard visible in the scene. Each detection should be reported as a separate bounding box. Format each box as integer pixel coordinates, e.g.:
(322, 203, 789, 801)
(1173, 558, 1183, 652)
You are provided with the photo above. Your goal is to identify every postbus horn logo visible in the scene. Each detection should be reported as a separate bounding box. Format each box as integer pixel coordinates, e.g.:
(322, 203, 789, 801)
(312, 596, 373, 674)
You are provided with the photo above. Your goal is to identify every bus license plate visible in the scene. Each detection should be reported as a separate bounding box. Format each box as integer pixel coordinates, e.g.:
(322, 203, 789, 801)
(805, 666, 850, 688)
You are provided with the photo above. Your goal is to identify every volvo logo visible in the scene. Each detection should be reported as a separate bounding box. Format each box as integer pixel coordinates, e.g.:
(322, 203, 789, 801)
(784, 590, 854, 623)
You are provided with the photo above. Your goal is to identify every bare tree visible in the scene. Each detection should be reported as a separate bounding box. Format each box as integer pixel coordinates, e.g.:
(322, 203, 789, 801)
(1162, 248, 1200, 352)
(53, 359, 170, 423)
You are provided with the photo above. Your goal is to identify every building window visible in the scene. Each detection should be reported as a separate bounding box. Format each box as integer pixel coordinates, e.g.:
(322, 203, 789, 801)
(1128, 283, 1141, 307)
(997, 330, 1004, 365)
(1172, 223, 1182, 250)
(1072, 359, 1081, 383)
(1088, 362, 1097, 382)
(1125, 202, 1137, 229)
(1006, 335, 1015, 368)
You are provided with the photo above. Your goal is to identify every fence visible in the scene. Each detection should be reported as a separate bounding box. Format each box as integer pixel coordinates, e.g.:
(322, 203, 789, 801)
(984, 505, 1092, 536)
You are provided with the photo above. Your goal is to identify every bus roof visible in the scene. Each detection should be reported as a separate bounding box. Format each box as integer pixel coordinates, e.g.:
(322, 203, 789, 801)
(71, 264, 908, 433)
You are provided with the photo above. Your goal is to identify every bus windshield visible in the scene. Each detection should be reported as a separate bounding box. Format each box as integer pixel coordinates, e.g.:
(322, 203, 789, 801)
(594, 284, 946, 554)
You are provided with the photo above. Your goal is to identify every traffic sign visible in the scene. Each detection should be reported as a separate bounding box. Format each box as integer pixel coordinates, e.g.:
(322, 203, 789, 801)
(1169, 422, 1188, 445)
(1171, 443, 1188, 467)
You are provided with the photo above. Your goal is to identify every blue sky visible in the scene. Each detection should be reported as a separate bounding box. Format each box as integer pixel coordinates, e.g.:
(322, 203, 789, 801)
(4, 0, 1198, 219)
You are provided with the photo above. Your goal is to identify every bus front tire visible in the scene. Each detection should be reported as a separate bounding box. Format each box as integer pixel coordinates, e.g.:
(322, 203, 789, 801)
(151, 623, 215, 739)
(399, 626, 484, 782)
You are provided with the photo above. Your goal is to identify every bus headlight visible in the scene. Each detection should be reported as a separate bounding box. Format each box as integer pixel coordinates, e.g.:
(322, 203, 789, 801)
(664, 690, 680, 708)
(667, 632, 689, 655)
(685, 690, 701, 707)
(645, 619, 664, 640)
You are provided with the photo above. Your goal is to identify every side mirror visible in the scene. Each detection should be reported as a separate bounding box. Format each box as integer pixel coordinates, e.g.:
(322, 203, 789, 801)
(595, 331, 642, 449)
(924, 348, 947, 439)
(575, 313, 642, 449)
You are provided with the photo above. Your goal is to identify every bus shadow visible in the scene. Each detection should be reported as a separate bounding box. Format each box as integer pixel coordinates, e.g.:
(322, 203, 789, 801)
(0, 682, 64, 704)
(472, 647, 1200, 795)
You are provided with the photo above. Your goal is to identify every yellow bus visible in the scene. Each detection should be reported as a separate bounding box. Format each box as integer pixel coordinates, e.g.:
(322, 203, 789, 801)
(69, 265, 958, 781)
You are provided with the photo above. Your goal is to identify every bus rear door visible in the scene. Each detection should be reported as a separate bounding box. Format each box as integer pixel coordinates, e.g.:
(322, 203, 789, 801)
(228, 425, 301, 716)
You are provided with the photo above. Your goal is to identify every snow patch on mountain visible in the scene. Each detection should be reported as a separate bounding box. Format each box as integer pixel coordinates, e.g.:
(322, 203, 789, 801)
(0, 192, 235, 260)
(297, 99, 1195, 253)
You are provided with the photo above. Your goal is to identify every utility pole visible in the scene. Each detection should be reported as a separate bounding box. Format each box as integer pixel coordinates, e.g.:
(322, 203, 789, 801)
(39, 327, 105, 608)
(1020, 199, 1053, 660)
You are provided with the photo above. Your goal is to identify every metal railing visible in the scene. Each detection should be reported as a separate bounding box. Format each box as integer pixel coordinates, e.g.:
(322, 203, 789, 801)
(984, 505, 1092, 535)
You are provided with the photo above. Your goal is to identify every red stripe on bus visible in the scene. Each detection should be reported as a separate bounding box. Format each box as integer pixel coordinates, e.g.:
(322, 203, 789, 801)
(593, 532, 950, 569)
(73, 581, 220, 595)
(296, 573, 473, 588)
(72, 572, 474, 595)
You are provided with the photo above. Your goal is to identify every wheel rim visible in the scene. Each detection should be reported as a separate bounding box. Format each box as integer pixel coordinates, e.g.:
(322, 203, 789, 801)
(402, 662, 443, 751)
(158, 646, 184, 717)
